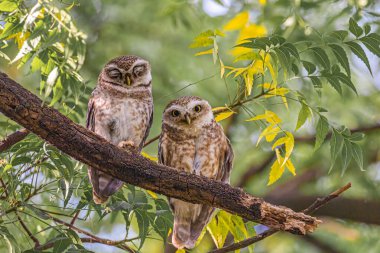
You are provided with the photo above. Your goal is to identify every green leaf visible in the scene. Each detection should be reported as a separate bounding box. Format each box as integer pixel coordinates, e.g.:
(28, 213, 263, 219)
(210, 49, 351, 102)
(53, 237, 72, 253)
(309, 76, 322, 90)
(351, 142, 364, 171)
(329, 30, 349, 41)
(330, 129, 344, 172)
(50, 76, 63, 105)
(315, 115, 329, 150)
(364, 24, 371, 35)
(310, 47, 330, 70)
(291, 63, 299, 75)
(135, 209, 150, 249)
(360, 35, 380, 57)
(281, 43, 300, 60)
(302, 61, 316, 74)
(0, 19, 23, 40)
(0, 1, 18, 12)
(349, 18, 363, 37)
(334, 72, 357, 94)
(349, 132, 365, 142)
(273, 47, 290, 75)
(328, 44, 350, 76)
(345, 41, 372, 75)
(207, 211, 230, 248)
(341, 139, 353, 176)
(296, 102, 311, 130)
(325, 76, 342, 94)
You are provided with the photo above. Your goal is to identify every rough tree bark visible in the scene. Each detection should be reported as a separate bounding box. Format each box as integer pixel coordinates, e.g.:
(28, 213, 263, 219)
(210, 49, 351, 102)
(0, 72, 320, 234)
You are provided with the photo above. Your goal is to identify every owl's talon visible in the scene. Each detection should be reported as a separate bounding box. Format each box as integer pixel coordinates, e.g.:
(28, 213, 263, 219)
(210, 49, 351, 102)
(118, 140, 136, 150)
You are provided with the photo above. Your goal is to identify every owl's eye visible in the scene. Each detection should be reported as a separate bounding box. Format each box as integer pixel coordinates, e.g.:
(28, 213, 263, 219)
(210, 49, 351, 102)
(171, 110, 180, 117)
(194, 105, 202, 112)
(133, 65, 145, 77)
(108, 69, 122, 79)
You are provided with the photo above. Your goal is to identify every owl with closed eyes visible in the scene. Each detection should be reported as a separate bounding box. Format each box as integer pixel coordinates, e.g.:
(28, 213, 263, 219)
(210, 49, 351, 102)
(86, 55, 153, 204)
(158, 96, 234, 249)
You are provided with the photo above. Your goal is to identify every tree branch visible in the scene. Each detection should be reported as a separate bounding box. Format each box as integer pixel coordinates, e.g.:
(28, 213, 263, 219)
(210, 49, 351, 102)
(209, 183, 351, 253)
(236, 153, 276, 188)
(0, 72, 319, 234)
(16, 211, 40, 248)
(36, 237, 137, 251)
(0, 128, 29, 152)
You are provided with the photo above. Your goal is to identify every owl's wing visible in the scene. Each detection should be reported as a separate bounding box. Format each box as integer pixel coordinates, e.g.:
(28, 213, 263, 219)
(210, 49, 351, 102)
(86, 95, 96, 131)
(157, 133, 165, 165)
(140, 103, 154, 150)
(217, 138, 234, 183)
(189, 136, 234, 247)
(86, 89, 123, 204)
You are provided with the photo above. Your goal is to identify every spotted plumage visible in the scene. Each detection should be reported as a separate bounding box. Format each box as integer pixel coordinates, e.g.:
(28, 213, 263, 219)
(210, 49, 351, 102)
(158, 96, 234, 249)
(87, 55, 153, 204)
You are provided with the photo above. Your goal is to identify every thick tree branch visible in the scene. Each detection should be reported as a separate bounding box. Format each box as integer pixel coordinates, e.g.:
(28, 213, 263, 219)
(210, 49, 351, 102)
(209, 183, 351, 253)
(0, 128, 29, 152)
(0, 72, 319, 234)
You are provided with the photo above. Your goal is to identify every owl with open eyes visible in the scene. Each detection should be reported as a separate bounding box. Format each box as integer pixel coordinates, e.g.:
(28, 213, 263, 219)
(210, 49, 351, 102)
(158, 96, 234, 249)
(86, 55, 153, 204)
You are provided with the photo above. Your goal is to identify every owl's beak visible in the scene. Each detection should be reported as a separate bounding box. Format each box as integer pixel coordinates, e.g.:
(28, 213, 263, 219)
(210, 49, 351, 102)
(126, 76, 131, 86)
(185, 114, 191, 125)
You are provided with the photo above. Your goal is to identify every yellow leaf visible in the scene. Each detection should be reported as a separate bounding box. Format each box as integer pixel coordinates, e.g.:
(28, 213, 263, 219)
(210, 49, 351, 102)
(212, 106, 227, 112)
(286, 159, 296, 175)
(223, 11, 249, 31)
(141, 151, 158, 162)
(268, 159, 286, 185)
(257, 125, 281, 145)
(219, 58, 225, 78)
(272, 137, 287, 150)
(195, 48, 214, 56)
(176, 249, 186, 253)
(146, 190, 158, 199)
(283, 132, 294, 166)
(230, 24, 267, 56)
(259, 0, 267, 5)
(246, 111, 281, 125)
(215, 111, 235, 122)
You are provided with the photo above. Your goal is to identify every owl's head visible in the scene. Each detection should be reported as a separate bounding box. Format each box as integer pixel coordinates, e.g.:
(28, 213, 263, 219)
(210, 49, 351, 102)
(162, 96, 214, 129)
(99, 55, 152, 91)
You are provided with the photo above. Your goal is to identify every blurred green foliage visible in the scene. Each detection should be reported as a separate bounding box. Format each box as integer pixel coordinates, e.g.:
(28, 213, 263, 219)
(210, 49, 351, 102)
(0, 0, 380, 253)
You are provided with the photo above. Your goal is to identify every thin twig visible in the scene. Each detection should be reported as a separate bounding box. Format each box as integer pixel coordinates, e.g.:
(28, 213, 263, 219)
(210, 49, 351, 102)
(70, 210, 80, 225)
(16, 211, 40, 247)
(0, 128, 29, 152)
(36, 237, 138, 251)
(46, 214, 135, 253)
(236, 153, 275, 188)
(209, 182, 352, 253)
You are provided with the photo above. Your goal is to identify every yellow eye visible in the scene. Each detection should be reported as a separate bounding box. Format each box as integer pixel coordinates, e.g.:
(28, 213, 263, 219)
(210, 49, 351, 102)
(194, 105, 202, 112)
(171, 110, 180, 117)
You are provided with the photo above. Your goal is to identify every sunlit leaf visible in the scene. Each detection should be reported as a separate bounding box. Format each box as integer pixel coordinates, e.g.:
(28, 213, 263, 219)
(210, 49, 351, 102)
(223, 11, 249, 31)
(215, 110, 235, 122)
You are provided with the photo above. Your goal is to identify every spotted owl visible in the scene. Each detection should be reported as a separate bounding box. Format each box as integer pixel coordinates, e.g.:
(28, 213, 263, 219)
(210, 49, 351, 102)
(86, 55, 153, 204)
(158, 96, 234, 249)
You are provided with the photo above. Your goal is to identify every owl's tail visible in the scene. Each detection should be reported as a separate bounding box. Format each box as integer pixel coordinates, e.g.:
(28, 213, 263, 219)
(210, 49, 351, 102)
(172, 216, 194, 249)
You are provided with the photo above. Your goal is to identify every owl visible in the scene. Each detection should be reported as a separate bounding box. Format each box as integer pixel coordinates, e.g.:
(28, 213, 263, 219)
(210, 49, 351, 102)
(158, 96, 234, 249)
(86, 55, 153, 204)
